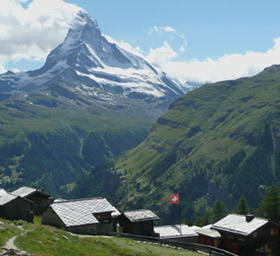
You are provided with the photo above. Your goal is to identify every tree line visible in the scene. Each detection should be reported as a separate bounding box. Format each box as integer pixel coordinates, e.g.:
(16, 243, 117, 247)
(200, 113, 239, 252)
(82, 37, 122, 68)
(195, 186, 280, 226)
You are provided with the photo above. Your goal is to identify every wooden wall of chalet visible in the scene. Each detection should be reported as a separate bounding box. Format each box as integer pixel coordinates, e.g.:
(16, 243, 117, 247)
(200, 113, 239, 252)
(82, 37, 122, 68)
(198, 235, 220, 248)
(0, 198, 33, 222)
(165, 236, 198, 243)
(118, 216, 156, 236)
(94, 212, 116, 235)
(96, 223, 115, 234)
(67, 224, 98, 235)
(217, 223, 280, 256)
(26, 192, 53, 215)
(42, 207, 64, 228)
(67, 223, 115, 235)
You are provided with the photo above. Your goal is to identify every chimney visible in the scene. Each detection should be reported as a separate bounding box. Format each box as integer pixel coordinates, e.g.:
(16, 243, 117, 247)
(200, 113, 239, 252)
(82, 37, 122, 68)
(246, 214, 255, 222)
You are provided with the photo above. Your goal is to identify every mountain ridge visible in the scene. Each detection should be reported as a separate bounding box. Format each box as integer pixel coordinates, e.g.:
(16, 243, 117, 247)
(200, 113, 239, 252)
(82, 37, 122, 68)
(0, 11, 185, 196)
(72, 65, 280, 222)
(0, 11, 184, 107)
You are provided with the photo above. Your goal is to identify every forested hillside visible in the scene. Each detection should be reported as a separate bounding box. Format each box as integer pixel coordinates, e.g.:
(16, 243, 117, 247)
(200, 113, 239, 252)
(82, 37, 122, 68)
(75, 65, 280, 222)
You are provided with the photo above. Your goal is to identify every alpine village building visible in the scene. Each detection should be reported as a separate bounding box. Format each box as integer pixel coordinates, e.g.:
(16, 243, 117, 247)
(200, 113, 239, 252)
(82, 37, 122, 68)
(12, 186, 54, 215)
(0, 189, 33, 222)
(192, 224, 221, 247)
(118, 209, 159, 236)
(1, 184, 280, 256)
(154, 224, 198, 243)
(211, 214, 280, 255)
(42, 197, 120, 235)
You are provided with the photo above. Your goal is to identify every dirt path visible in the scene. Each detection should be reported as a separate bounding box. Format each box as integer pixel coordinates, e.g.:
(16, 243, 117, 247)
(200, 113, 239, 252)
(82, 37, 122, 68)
(2, 231, 31, 256)
(4, 235, 19, 251)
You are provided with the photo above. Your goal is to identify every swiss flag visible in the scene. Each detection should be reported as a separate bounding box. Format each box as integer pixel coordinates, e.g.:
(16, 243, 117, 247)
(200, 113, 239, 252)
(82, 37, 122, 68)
(168, 193, 180, 205)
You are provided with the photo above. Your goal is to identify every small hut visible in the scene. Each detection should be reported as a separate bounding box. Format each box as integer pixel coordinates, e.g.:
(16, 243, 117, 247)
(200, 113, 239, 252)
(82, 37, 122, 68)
(192, 225, 221, 247)
(154, 224, 198, 243)
(0, 189, 33, 222)
(42, 197, 120, 235)
(212, 214, 280, 255)
(12, 186, 53, 215)
(118, 209, 159, 236)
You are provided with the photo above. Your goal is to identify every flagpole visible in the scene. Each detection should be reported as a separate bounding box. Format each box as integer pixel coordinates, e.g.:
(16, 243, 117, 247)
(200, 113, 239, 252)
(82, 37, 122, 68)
(179, 193, 182, 236)
(168, 193, 182, 235)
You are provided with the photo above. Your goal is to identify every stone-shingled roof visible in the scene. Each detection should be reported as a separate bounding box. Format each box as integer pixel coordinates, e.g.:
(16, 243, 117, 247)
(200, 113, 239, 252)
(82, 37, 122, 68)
(154, 224, 198, 239)
(123, 209, 159, 223)
(212, 214, 269, 236)
(192, 226, 221, 239)
(12, 186, 49, 198)
(0, 189, 8, 197)
(50, 197, 120, 227)
(0, 193, 18, 206)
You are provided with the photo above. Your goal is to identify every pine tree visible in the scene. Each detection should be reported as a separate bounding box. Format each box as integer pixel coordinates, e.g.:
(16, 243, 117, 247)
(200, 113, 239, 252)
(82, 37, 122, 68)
(211, 200, 226, 223)
(258, 186, 280, 223)
(195, 208, 212, 227)
(235, 196, 249, 215)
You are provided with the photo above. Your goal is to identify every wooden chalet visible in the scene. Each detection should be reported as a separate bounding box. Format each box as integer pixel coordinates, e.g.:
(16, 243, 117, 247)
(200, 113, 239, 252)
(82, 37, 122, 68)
(118, 209, 159, 236)
(154, 224, 198, 243)
(211, 214, 280, 256)
(0, 189, 33, 222)
(12, 186, 54, 215)
(192, 225, 221, 247)
(42, 197, 120, 235)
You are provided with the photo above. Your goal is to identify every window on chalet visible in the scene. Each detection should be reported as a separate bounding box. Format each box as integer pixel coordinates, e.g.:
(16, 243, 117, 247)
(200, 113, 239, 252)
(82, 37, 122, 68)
(270, 228, 279, 236)
(93, 213, 112, 223)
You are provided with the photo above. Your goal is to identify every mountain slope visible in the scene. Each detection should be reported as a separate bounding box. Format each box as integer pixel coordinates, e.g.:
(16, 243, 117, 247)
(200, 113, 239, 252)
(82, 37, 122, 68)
(0, 219, 198, 256)
(0, 11, 184, 196)
(100, 65, 280, 221)
(0, 11, 183, 107)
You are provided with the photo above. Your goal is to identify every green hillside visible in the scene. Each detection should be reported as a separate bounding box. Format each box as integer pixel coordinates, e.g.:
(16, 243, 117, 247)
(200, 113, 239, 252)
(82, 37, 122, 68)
(0, 93, 156, 196)
(103, 65, 280, 221)
(0, 219, 199, 256)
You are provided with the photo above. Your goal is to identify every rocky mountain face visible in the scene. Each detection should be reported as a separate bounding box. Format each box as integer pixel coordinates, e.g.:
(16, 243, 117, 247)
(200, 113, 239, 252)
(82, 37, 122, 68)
(75, 65, 280, 221)
(0, 11, 183, 109)
(0, 11, 184, 195)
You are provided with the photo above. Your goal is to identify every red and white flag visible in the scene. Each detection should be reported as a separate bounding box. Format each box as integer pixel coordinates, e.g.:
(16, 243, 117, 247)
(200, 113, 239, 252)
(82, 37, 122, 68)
(168, 193, 180, 205)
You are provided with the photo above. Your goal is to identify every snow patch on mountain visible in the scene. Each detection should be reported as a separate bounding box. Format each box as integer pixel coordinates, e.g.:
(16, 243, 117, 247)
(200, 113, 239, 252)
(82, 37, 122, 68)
(0, 10, 184, 104)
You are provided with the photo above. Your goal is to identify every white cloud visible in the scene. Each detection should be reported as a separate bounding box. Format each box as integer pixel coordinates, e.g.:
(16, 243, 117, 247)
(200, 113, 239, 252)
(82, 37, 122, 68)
(179, 46, 186, 53)
(0, 0, 81, 71)
(0, 63, 5, 74)
(178, 34, 188, 51)
(149, 25, 188, 55)
(146, 41, 178, 64)
(158, 38, 280, 84)
(1, 2, 280, 86)
(104, 35, 144, 57)
(150, 26, 177, 34)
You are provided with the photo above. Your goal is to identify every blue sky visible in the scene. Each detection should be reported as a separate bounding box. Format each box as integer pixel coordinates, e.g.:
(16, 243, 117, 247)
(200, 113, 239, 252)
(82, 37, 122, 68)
(1, 0, 280, 83)
(66, 0, 280, 59)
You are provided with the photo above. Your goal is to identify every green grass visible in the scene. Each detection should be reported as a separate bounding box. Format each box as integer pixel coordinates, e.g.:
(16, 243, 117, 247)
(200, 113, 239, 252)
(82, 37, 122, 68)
(0, 219, 22, 247)
(111, 66, 280, 220)
(0, 99, 153, 141)
(0, 93, 156, 196)
(33, 216, 42, 225)
(12, 222, 200, 256)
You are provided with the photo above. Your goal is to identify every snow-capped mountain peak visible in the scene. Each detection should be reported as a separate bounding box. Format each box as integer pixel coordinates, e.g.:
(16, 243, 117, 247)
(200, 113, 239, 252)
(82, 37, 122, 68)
(44, 10, 153, 72)
(57, 11, 102, 58)
(0, 11, 184, 109)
